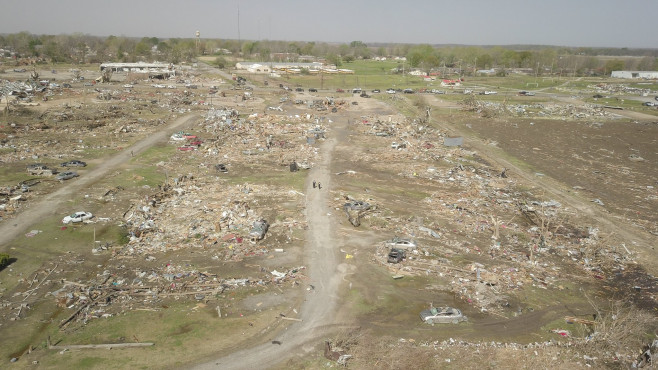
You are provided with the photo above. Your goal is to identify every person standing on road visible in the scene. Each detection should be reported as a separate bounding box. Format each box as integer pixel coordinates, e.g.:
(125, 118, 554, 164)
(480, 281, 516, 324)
(318, 182, 322, 190)
(313, 181, 316, 188)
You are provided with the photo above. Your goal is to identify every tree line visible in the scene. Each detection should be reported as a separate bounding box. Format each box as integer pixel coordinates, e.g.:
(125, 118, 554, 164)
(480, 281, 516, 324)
(1, 32, 656, 76)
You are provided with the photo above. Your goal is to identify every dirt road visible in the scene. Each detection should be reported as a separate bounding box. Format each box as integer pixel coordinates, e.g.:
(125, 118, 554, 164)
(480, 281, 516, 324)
(0, 114, 199, 250)
(192, 115, 346, 370)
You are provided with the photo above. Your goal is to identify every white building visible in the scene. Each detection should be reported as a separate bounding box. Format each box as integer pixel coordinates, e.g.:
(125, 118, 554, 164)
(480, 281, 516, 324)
(235, 62, 353, 75)
(611, 71, 658, 79)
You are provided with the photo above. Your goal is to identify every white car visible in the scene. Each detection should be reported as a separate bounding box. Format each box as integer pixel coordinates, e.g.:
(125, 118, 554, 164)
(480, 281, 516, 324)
(385, 237, 417, 250)
(62, 211, 93, 224)
(420, 307, 467, 324)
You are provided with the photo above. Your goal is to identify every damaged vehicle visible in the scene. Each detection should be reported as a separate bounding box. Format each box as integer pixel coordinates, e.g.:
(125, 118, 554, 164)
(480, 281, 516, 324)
(27, 163, 57, 176)
(249, 219, 269, 241)
(386, 236, 417, 250)
(62, 211, 93, 224)
(56, 171, 79, 181)
(61, 160, 87, 167)
(387, 248, 406, 263)
(420, 307, 467, 324)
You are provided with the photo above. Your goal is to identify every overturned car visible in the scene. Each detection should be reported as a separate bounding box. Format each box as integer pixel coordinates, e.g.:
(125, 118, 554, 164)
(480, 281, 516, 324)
(249, 219, 269, 242)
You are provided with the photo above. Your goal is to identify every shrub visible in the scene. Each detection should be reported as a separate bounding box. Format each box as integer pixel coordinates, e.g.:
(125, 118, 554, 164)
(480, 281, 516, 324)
(0, 253, 10, 269)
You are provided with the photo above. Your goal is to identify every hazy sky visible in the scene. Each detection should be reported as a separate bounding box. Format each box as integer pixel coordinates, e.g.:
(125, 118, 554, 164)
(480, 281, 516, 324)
(1, 0, 656, 48)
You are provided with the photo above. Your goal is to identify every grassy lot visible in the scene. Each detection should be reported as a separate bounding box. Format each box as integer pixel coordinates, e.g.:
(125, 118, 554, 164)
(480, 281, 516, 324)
(232, 59, 596, 93)
(34, 297, 293, 369)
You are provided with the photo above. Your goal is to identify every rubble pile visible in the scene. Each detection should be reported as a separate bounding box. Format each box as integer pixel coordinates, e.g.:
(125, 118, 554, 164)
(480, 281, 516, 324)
(0, 252, 308, 329)
(589, 83, 654, 96)
(462, 99, 621, 119)
(199, 108, 325, 167)
(120, 175, 306, 258)
(48, 263, 308, 329)
(381, 336, 652, 368)
(350, 112, 655, 314)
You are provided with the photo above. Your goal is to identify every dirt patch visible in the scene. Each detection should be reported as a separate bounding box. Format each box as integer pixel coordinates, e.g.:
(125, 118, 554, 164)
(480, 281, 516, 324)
(461, 117, 658, 234)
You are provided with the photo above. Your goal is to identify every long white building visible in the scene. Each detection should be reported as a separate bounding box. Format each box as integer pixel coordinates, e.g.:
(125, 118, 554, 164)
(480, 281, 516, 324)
(611, 71, 658, 79)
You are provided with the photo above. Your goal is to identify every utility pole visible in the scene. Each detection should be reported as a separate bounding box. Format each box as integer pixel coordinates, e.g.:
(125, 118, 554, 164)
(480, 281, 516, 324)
(237, 4, 241, 47)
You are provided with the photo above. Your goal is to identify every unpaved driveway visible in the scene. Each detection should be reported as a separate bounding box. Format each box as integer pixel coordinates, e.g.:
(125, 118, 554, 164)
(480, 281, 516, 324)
(192, 115, 346, 370)
(0, 114, 199, 250)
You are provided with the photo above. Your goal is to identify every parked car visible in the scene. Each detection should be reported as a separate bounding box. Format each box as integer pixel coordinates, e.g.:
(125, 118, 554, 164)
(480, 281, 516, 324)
(62, 211, 93, 224)
(386, 88, 396, 94)
(372, 89, 381, 93)
(420, 307, 467, 324)
(386, 237, 417, 250)
(308, 88, 318, 92)
(295, 87, 304, 92)
(61, 160, 87, 167)
(336, 88, 345, 93)
(593, 94, 604, 98)
(403, 88, 414, 94)
(56, 171, 79, 181)
(642, 101, 655, 106)
(387, 248, 406, 264)
(655, 96, 658, 101)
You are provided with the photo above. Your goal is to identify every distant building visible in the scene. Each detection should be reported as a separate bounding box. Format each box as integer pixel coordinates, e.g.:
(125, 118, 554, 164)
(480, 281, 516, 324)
(100, 62, 172, 72)
(611, 71, 658, 79)
(235, 62, 353, 75)
(477, 68, 496, 75)
(100, 62, 175, 79)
